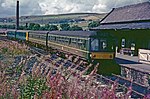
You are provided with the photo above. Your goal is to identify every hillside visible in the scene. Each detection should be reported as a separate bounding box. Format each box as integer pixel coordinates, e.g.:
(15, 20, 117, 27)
(19, 13, 106, 24)
(0, 13, 107, 29)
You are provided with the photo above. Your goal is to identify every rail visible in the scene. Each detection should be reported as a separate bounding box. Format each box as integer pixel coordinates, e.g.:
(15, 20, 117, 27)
(96, 74, 145, 97)
(26, 46, 147, 98)
(29, 47, 48, 56)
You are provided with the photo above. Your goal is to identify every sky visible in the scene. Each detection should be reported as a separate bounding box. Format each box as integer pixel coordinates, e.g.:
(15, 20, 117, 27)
(0, 0, 149, 17)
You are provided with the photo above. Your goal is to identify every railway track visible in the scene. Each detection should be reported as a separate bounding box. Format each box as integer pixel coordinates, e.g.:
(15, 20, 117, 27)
(0, 35, 7, 41)
(96, 74, 147, 98)
(29, 46, 148, 98)
(29, 47, 49, 56)
(1, 38, 147, 98)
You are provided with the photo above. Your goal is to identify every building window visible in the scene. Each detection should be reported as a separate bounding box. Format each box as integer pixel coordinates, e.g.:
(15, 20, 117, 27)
(121, 38, 125, 48)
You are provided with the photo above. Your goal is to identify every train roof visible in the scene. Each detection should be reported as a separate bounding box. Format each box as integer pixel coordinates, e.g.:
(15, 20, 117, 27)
(5, 30, 97, 37)
(29, 30, 49, 34)
(93, 22, 150, 30)
(16, 30, 30, 32)
(48, 31, 97, 37)
(6, 29, 16, 32)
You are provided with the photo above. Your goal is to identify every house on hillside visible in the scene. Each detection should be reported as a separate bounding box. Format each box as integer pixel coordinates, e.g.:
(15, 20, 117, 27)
(92, 2, 150, 55)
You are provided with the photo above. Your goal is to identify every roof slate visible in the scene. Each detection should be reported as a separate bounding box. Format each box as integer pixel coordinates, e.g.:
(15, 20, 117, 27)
(49, 31, 96, 37)
(101, 2, 150, 24)
(94, 22, 150, 30)
(28, 30, 96, 37)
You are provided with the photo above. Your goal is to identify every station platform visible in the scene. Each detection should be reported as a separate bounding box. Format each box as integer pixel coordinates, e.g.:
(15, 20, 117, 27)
(115, 53, 150, 74)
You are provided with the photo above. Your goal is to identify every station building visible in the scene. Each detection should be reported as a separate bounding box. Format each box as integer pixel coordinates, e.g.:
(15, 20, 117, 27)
(92, 2, 150, 55)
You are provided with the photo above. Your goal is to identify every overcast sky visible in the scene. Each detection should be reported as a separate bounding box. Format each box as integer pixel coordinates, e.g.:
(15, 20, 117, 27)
(0, 0, 149, 17)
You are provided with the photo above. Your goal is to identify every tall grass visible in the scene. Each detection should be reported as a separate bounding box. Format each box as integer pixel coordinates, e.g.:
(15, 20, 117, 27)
(0, 40, 148, 99)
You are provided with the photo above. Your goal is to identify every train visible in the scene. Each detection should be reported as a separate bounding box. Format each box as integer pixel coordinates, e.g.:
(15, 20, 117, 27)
(6, 29, 120, 75)
(0, 29, 7, 36)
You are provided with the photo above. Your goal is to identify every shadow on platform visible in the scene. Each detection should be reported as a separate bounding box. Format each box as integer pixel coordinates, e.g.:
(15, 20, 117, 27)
(115, 57, 142, 64)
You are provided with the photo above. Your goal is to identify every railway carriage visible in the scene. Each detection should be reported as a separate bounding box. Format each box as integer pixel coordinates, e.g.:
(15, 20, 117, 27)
(47, 31, 91, 59)
(47, 31, 115, 60)
(7, 29, 16, 39)
(0, 29, 7, 36)
(28, 31, 48, 46)
(16, 30, 29, 40)
(7, 29, 29, 41)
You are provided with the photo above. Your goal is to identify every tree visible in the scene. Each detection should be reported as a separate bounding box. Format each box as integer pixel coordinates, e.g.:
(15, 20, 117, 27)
(32, 24, 40, 30)
(88, 21, 100, 28)
(60, 23, 70, 31)
(69, 25, 83, 31)
(19, 26, 26, 30)
(0, 25, 15, 29)
(45, 24, 50, 30)
(40, 26, 46, 30)
(48, 25, 58, 31)
(1, 25, 7, 29)
(28, 23, 35, 30)
(9, 25, 15, 29)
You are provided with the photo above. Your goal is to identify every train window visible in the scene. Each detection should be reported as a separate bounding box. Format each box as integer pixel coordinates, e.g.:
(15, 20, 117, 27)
(31, 34, 36, 38)
(68, 38, 71, 45)
(71, 38, 77, 47)
(78, 39, 83, 44)
(35, 35, 40, 39)
(64, 37, 69, 45)
(77, 39, 86, 50)
(49, 36, 55, 41)
(57, 37, 60, 42)
(32, 34, 35, 38)
(77, 39, 82, 49)
(100, 40, 107, 50)
(60, 37, 64, 44)
(55, 37, 58, 42)
(34, 35, 39, 39)
(58, 37, 61, 42)
(40, 35, 46, 40)
(29, 33, 32, 37)
(57, 38, 59, 42)
(23, 33, 26, 37)
(91, 38, 99, 51)
(84, 40, 88, 50)
(71, 38, 76, 43)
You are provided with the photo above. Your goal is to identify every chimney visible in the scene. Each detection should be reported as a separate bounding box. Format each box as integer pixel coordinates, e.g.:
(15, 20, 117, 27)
(16, 0, 19, 30)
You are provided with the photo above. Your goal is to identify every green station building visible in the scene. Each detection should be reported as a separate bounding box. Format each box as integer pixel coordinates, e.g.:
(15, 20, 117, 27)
(92, 2, 150, 55)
